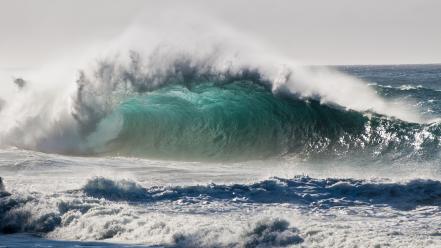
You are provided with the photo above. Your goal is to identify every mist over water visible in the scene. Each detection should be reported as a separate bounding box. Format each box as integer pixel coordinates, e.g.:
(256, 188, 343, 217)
(1, 7, 441, 248)
(0, 14, 432, 161)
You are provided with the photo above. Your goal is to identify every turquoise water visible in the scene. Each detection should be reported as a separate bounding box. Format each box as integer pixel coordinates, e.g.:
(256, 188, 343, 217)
(85, 74, 441, 162)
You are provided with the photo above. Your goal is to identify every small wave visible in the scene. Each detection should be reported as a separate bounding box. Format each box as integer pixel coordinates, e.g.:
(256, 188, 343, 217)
(373, 83, 440, 93)
(172, 218, 303, 248)
(82, 177, 441, 210)
(240, 218, 303, 248)
(399, 84, 424, 90)
(0, 192, 60, 234)
(82, 177, 150, 201)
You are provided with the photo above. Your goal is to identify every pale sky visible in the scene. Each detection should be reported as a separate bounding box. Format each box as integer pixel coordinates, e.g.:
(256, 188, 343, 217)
(1, 0, 440, 68)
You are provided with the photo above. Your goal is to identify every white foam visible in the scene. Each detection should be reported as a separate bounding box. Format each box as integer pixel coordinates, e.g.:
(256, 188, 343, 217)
(0, 8, 428, 154)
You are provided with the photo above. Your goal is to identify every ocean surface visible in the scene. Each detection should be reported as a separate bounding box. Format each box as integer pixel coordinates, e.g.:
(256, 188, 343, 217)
(1, 61, 441, 247)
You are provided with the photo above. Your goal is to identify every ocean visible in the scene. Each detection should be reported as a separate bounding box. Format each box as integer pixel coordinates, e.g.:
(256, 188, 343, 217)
(1, 60, 441, 247)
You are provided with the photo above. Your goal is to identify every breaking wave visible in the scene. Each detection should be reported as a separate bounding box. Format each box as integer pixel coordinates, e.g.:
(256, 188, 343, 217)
(0, 48, 438, 161)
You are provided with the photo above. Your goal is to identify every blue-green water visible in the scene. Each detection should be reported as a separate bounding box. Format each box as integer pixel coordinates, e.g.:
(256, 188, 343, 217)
(80, 64, 441, 162)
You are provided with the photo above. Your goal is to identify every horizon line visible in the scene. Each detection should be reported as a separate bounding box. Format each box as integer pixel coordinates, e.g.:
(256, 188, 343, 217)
(1, 62, 440, 71)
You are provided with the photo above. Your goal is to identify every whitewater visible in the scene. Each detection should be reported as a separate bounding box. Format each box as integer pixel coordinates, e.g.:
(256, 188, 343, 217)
(1, 16, 441, 247)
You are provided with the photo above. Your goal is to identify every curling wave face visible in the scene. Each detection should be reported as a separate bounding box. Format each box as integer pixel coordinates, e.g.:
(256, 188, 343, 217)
(0, 50, 440, 161)
(85, 80, 441, 161)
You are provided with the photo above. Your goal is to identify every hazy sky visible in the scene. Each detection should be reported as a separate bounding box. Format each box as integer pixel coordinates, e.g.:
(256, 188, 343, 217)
(1, 0, 440, 68)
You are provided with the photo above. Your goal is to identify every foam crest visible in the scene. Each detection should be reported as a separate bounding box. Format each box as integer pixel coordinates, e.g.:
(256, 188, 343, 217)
(80, 177, 441, 210)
